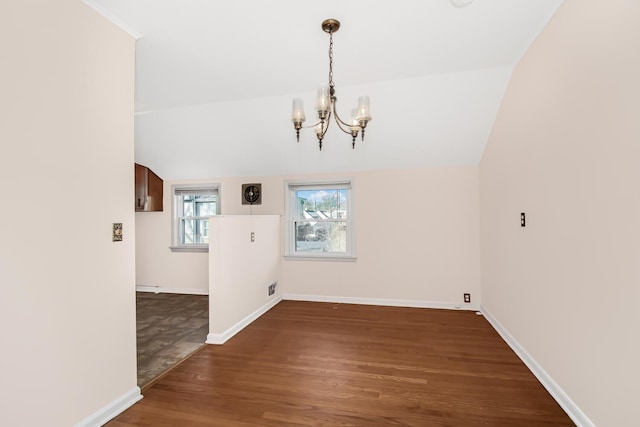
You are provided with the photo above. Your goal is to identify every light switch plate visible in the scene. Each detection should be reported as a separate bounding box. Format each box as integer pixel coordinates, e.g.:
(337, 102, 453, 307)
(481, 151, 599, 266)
(112, 223, 123, 242)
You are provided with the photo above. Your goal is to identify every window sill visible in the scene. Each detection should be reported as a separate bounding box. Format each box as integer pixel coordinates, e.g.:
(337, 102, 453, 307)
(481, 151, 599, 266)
(284, 255, 357, 262)
(169, 245, 209, 253)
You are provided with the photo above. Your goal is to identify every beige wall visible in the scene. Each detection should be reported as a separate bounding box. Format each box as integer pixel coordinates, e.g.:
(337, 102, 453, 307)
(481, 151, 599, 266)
(136, 166, 481, 307)
(480, 0, 640, 425)
(135, 175, 284, 293)
(208, 215, 281, 342)
(283, 167, 481, 306)
(0, 1, 137, 426)
(136, 208, 209, 293)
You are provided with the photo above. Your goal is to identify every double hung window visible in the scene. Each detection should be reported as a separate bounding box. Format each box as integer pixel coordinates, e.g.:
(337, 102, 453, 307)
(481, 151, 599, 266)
(171, 185, 219, 252)
(285, 180, 355, 260)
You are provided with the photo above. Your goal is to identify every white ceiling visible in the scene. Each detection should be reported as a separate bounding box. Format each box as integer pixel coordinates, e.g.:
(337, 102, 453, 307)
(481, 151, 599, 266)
(85, 0, 563, 179)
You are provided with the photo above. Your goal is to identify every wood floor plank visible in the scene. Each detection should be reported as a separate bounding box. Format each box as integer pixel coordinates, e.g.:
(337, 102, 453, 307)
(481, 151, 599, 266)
(107, 301, 574, 426)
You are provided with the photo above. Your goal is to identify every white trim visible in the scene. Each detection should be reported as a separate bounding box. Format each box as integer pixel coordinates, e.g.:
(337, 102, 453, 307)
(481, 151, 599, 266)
(206, 295, 283, 345)
(285, 178, 354, 188)
(136, 285, 209, 295)
(481, 306, 594, 427)
(73, 387, 142, 427)
(169, 245, 209, 253)
(283, 294, 480, 311)
(284, 255, 357, 262)
(82, 1, 143, 39)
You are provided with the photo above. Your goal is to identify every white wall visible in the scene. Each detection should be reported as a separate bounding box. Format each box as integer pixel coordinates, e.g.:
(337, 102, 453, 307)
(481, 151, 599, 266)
(480, 0, 640, 425)
(136, 167, 481, 308)
(0, 1, 137, 426)
(208, 215, 281, 343)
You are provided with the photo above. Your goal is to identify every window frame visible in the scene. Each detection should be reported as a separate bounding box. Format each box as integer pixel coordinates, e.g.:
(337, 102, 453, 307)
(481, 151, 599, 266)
(170, 183, 221, 253)
(284, 178, 356, 261)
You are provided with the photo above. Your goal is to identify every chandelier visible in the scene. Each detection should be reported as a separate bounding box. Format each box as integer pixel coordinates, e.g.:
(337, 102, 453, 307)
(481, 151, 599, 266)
(291, 19, 372, 151)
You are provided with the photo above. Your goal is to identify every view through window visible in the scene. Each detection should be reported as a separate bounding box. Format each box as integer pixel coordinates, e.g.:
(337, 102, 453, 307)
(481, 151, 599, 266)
(286, 181, 354, 259)
(172, 186, 218, 251)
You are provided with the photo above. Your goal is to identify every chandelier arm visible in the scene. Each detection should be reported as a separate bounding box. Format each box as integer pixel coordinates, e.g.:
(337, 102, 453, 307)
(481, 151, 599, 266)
(332, 110, 354, 136)
(331, 98, 355, 132)
(320, 111, 332, 139)
(300, 120, 325, 130)
(300, 115, 333, 132)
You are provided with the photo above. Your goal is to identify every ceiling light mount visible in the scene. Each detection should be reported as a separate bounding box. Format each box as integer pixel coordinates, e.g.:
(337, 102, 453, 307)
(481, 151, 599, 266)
(321, 19, 340, 34)
(291, 19, 371, 151)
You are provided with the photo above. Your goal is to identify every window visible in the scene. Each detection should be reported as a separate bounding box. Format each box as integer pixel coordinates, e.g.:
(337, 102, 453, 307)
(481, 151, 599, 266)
(171, 185, 219, 252)
(285, 180, 355, 260)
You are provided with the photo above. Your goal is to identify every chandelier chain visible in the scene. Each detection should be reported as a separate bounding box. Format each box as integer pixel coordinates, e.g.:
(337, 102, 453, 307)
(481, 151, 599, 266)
(328, 30, 334, 93)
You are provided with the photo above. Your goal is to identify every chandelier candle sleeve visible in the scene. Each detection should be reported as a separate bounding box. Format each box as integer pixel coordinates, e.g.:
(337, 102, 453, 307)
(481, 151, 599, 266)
(356, 96, 371, 122)
(291, 98, 306, 123)
(290, 19, 371, 150)
(316, 84, 330, 117)
(350, 109, 359, 131)
(291, 98, 305, 142)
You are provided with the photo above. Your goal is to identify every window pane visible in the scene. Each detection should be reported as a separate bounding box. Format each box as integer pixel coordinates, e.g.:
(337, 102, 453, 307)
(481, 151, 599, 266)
(181, 219, 195, 244)
(295, 221, 347, 253)
(294, 189, 347, 220)
(181, 218, 210, 244)
(196, 218, 210, 243)
(181, 196, 194, 216)
(195, 195, 216, 216)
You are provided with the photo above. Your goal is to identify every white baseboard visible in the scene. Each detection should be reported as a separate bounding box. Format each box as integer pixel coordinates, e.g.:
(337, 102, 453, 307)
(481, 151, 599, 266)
(206, 295, 283, 345)
(73, 386, 142, 427)
(136, 285, 209, 295)
(283, 294, 480, 311)
(480, 306, 594, 427)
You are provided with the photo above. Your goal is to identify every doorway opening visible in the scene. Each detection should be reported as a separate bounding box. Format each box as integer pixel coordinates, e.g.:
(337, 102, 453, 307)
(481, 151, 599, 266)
(135, 292, 209, 388)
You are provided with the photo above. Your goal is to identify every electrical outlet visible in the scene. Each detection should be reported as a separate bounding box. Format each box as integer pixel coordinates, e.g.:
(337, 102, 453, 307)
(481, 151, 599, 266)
(251, 232, 255, 242)
(268, 282, 277, 296)
(463, 293, 471, 303)
(112, 223, 123, 242)
(521, 212, 526, 227)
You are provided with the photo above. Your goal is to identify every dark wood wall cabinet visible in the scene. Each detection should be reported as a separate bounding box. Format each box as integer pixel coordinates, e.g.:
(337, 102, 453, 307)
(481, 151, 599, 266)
(135, 163, 163, 212)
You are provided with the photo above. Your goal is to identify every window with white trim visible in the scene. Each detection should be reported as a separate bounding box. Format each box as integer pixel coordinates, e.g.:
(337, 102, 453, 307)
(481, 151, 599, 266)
(171, 185, 219, 252)
(285, 180, 355, 260)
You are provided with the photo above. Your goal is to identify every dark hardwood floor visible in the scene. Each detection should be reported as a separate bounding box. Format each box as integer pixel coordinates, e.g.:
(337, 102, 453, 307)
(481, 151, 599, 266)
(110, 301, 574, 426)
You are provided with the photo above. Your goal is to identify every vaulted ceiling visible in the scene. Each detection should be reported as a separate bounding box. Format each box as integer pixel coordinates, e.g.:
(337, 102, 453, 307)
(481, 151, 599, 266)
(86, 0, 563, 179)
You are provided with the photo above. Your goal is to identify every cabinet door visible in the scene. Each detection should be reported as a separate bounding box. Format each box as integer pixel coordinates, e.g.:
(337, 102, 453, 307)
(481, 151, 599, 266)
(146, 168, 163, 211)
(135, 163, 163, 212)
(135, 163, 148, 211)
